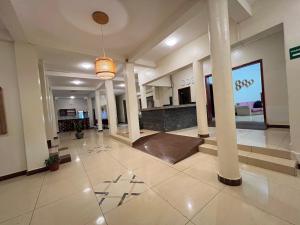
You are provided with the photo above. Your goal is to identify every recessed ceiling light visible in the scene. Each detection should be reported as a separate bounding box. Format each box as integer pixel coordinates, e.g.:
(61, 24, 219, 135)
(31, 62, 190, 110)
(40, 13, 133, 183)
(72, 80, 83, 85)
(70, 96, 75, 99)
(118, 83, 125, 87)
(165, 37, 178, 47)
(80, 62, 93, 70)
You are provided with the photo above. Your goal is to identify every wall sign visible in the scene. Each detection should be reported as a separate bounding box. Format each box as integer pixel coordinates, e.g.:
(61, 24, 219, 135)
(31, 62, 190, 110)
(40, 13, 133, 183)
(289, 45, 300, 60)
(0, 87, 7, 135)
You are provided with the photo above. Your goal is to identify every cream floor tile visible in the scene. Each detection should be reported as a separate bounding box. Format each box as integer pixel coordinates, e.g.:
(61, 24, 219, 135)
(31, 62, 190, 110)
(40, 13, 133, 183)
(184, 161, 225, 190)
(0, 174, 44, 223)
(153, 173, 219, 219)
(111, 152, 159, 171)
(81, 152, 123, 172)
(86, 164, 128, 187)
(43, 162, 86, 184)
(31, 191, 103, 225)
(133, 162, 179, 187)
(185, 222, 196, 225)
(192, 192, 291, 225)
(224, 172, 300, 225)
(172, 153, 210, 171)
(84, 215, 107, 225)
(0, 212, 32, 225)
(37, 175, 91, 207)
(105, 190, 189, 225)
(241, 163, 300, 191)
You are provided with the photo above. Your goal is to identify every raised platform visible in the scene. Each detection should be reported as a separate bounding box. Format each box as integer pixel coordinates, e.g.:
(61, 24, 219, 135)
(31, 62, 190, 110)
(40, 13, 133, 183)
(199, 139, 297, 176)
(133, 132, 203, 164)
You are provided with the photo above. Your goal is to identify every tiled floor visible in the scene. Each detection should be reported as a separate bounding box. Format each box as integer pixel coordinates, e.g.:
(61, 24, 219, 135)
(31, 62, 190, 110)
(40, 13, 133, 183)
(0, 129, 299, 225)
(169, 126, 291, 150)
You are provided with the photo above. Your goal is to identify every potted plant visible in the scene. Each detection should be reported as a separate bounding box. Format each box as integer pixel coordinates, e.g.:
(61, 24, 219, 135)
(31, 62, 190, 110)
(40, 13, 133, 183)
(45, 155, 60, 171)
(74, 122, 84, 139)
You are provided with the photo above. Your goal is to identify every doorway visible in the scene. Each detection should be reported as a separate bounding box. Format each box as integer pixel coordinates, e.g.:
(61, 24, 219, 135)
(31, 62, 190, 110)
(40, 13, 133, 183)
(205, 60, 267, 130)
(146, 96, 154, 108)
(178, 87, 191, 105)
(123, 100, 128, 123)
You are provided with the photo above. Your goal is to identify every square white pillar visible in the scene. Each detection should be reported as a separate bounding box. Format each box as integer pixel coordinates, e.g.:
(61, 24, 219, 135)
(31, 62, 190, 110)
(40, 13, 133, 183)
(14, 43, 49, 171)
(38, 61, 53, 143)
(139, 85, 147, 109)
(152, 87, 161, 107)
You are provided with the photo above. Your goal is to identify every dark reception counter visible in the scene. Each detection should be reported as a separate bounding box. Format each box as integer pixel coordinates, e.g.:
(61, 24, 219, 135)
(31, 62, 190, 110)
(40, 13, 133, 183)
(58, 117, 90, 132)
(141, 104, 197, 132)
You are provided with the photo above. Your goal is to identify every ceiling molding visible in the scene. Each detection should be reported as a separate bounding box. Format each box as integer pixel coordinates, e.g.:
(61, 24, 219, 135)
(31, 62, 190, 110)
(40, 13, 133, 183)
(0, 0, 27, 42)
(229, 0, 253, 22)
(46, 71, 125, 82)
(51, 86, 96, 91)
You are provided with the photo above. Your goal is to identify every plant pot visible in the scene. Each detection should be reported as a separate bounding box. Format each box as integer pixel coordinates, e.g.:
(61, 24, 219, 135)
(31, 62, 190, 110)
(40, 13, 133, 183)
(48, 162, 59, 171)
(75, 132, 84, 139)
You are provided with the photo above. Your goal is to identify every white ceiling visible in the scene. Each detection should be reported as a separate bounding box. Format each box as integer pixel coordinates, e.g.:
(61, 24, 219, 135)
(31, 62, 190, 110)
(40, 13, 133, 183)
(0, 0, 256, 97)
(141, 7, 209, 62)
(10, 0, 190, 58)
(49, 76, 101, 88)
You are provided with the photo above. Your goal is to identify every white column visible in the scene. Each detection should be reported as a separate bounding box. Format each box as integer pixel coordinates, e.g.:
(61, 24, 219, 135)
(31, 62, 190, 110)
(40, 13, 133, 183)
(125, 63, 140, 142)
(38, 61, 53, 144)
(105, 80, 117, 135)
(208, 0, 241, 185)
(87, 96, 94, 128)
(14, 43, 49, 171)
(139, 85, 147, 109)
(49, 89, 58, 138)
(95, 90, 103, 131)
(152, 87, 160, 107)
(193, 60, 209, 138)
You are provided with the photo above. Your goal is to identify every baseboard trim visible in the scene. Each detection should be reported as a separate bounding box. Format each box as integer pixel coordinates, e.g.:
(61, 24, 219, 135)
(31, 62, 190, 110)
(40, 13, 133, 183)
(0, 170, 27, 181)
(267, 124, 290, 129)
(218, 174, 242, 186)
(26, 167, 48, 176)
(199, 134, 210, 138)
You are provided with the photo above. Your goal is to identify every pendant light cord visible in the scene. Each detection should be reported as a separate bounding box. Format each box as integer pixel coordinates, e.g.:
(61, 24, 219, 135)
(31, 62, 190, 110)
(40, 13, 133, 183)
(100, 25, 106, 57)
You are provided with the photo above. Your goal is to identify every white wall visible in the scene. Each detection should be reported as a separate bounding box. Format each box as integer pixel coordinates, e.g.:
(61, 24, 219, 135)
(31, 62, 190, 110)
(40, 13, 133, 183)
(236, 0, 300, 160)
(171, 66, 195, 105)
(0, 41, 27, 176)
(158, 87, 172, 106)
(54, 98, 88, 119)
(203, 31, 288, 125)
(157, 31, 288, 125)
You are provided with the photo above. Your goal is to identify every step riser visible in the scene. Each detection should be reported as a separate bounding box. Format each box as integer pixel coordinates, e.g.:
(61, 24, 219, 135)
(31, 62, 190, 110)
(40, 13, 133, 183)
(199, 146, 297, 176)
(204, 139, 291, 159)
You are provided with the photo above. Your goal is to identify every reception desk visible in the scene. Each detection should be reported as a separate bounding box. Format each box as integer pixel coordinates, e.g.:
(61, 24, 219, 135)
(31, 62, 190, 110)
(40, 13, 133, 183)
(141, 104, 197, 132)
(58, 117, 90, 132)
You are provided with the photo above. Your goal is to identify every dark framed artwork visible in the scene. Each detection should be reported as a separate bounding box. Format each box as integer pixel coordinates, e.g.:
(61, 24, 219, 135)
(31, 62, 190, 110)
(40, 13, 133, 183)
(0, 87, 7, 135)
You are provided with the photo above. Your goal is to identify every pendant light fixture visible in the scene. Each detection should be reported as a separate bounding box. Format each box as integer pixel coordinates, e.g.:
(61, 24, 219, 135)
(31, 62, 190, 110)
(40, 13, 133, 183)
(92, 11, 116, 80)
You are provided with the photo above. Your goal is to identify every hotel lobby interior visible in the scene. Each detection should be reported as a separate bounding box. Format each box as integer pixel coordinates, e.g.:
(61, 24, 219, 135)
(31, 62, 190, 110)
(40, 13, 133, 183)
(1, 0, 300, 224)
